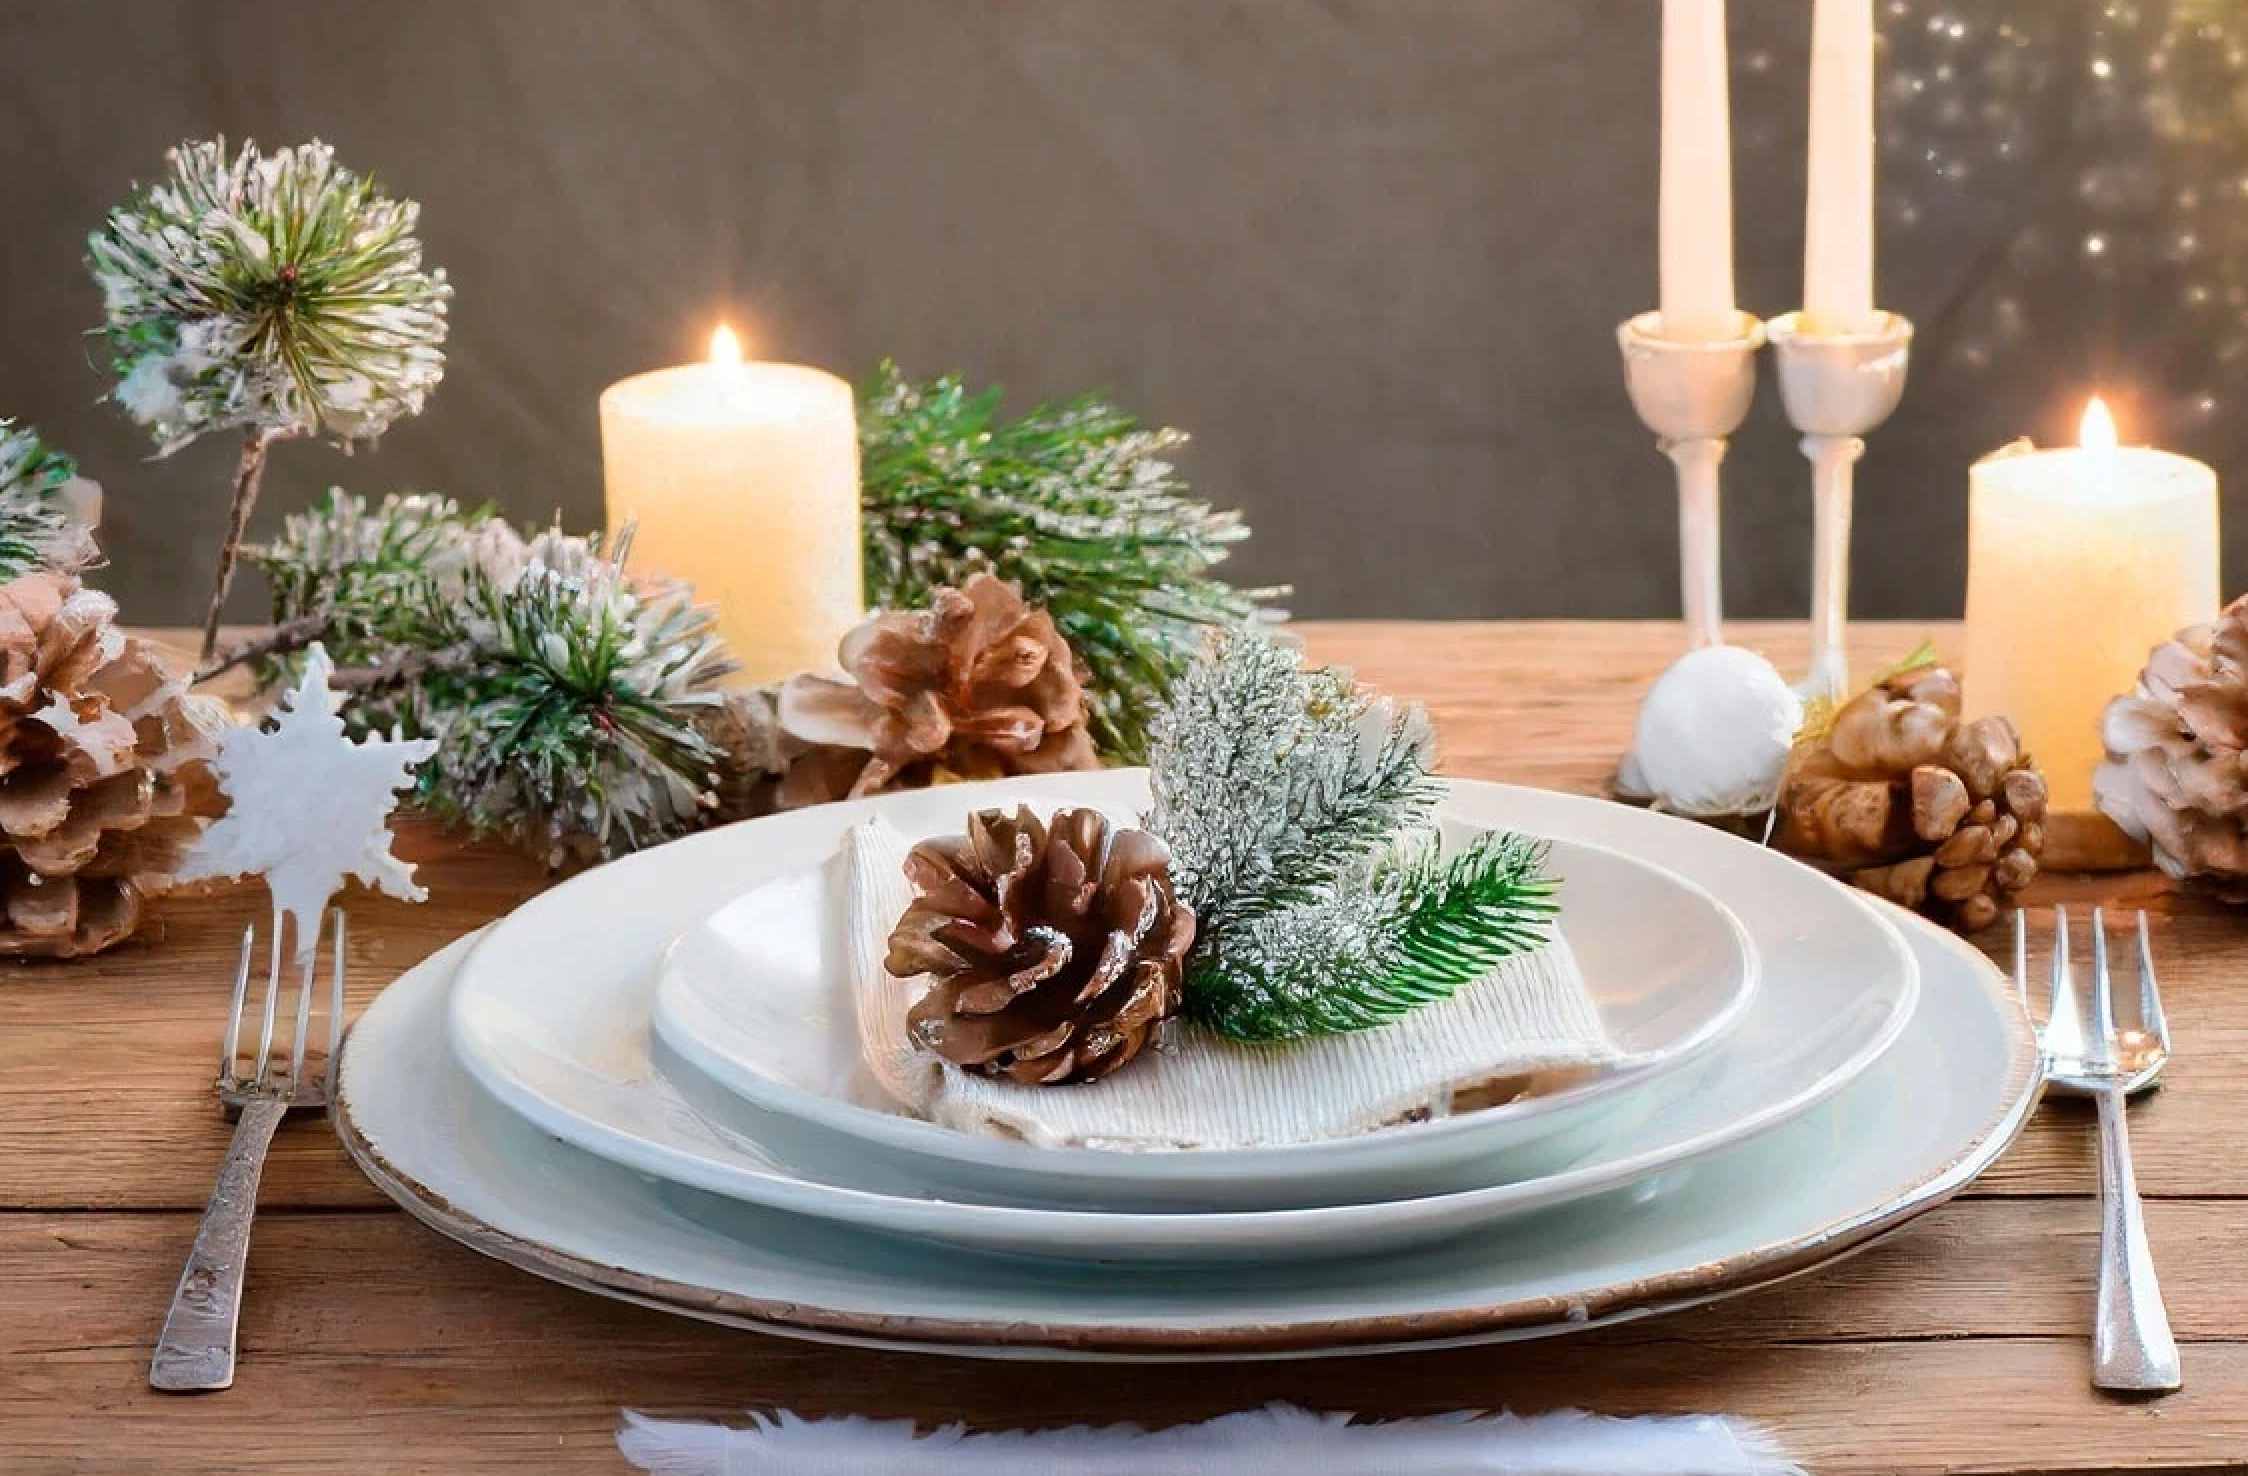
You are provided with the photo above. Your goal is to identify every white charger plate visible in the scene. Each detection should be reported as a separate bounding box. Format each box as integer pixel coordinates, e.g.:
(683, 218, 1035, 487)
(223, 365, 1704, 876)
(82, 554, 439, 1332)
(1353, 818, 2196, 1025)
(650, 812, 1758, 1208)
(340, 898, 2038, 1361)
(440, 776, 1917, 1259)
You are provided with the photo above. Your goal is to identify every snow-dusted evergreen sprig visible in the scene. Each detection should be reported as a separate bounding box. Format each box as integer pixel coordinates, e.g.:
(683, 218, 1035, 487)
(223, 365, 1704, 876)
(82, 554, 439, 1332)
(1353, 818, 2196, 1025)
(88, 138, 451, 663)
(0, 420, 98, 579)
(243, 489, 737, 865)
(421, 535, 735, 866)
(858, 364, 1281, 762)
(88, 138, 449, 452)
(1147, 629, 1559, 1041)
(1149, 628, 1437, 917)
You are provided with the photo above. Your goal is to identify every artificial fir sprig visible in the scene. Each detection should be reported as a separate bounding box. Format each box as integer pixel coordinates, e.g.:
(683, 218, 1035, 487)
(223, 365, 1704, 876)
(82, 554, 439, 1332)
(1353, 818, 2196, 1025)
(858, 364, 1280, 761)
(1147, 629, 1560, 1042)
(0, 421, 98, 579)
(244, 489, 734, 865)
(87, 137, 451, 660)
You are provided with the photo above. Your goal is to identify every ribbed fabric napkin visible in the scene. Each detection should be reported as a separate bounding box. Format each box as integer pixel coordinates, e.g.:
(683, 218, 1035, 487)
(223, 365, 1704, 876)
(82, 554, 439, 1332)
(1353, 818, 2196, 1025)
(619, 1406, 1804, 1474)
(847, 818, 1617, 1151)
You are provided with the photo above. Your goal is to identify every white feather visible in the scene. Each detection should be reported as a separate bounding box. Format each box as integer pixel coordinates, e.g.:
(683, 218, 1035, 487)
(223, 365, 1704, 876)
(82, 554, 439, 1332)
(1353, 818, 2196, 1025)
(618, 1404, 1803, 1475)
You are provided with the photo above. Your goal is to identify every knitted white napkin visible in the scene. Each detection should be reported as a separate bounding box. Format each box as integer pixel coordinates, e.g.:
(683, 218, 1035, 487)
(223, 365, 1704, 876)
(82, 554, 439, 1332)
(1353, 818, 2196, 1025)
(619, 1405, 1805, 1475)
(847, 818, 1617, 1151)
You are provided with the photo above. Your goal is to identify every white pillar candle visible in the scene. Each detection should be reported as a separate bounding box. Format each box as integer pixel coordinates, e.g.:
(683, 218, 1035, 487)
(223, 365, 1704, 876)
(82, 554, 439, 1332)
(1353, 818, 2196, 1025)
(1659, 0, 1737, 341)
(1963, 399, 2221, 811)
(1804, 0, 1876, 333)
(600, 327, 864, 686)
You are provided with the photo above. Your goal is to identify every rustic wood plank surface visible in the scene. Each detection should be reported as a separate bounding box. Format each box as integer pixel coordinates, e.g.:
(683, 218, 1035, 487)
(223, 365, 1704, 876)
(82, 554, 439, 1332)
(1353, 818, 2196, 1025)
(4, 619, 2244, 1474)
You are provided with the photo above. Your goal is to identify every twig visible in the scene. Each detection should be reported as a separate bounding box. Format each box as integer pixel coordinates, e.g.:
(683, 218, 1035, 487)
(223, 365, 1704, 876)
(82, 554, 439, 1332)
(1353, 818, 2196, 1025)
(197, 427, 290, 664)
(194, 612, 333, 685)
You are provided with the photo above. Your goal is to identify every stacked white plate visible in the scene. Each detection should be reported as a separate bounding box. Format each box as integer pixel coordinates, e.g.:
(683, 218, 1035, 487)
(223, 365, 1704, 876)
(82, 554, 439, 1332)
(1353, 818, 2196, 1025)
(337, 770, 2042, 1360)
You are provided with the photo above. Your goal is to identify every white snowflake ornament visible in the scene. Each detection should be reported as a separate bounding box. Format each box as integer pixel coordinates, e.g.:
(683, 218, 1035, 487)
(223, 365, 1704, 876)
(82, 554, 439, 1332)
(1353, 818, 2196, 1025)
(177, 643, 438, 950)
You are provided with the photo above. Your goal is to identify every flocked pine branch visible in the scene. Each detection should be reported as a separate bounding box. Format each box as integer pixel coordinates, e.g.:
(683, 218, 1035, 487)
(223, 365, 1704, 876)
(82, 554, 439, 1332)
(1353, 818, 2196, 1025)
(244, 490, 735, 865)
(1148, 626, 1438, 915)
(0, 420, 99, 580)
(88, 138, 451, 661)
(858, 363, 1281, 761)
(1145, 628, 1560, 1041)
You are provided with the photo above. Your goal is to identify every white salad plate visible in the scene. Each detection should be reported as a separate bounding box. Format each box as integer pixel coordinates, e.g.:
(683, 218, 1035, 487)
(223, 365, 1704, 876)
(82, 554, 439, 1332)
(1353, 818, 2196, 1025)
(341, 899, 2038, 1361)
(441, 775, 1917, 1260)
(649, 798, 1759, 1208)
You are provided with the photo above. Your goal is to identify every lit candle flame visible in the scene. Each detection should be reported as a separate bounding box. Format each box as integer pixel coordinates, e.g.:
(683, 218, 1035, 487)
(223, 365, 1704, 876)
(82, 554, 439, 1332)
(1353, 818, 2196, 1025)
(2080, 396, 2117, 453)
(709, 325, 743, 367)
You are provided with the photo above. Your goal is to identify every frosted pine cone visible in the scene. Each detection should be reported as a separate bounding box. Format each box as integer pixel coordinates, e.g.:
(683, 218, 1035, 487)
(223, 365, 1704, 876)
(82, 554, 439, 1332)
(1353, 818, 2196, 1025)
(2096, 598, 2248, 893)
(0, 574, 228, 957)
(775, 574, 1099, 808)
(888, 806, 1194, 1085)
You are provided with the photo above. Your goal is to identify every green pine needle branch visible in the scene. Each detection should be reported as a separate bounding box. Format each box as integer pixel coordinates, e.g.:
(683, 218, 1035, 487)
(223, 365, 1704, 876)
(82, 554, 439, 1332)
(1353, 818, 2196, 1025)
(857, 363, 1282, 761)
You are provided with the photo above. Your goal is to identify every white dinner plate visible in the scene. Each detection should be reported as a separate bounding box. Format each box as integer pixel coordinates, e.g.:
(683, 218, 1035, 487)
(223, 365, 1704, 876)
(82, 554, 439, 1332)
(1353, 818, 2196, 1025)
(441, 775, 1918, 1258)
(340, 897, 2037, 1360)
(651, 809, 1758, 1207)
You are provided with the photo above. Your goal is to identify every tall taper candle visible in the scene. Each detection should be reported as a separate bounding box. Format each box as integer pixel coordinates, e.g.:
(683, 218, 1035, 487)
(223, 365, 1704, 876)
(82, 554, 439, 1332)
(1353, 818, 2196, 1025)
(1660, 0, 1737, 341)
(601, 327, 864, 686)
(1804, 0, 1876, 333)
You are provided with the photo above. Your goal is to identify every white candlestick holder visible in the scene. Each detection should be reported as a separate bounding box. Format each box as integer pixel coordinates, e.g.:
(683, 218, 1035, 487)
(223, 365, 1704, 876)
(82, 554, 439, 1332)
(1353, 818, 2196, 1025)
(1617, 311, 1768, 649)
(1767, 311, 1913, 701)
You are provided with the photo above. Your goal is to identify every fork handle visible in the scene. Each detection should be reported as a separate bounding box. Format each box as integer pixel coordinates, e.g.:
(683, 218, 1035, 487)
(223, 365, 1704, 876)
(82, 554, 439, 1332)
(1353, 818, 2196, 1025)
(150, 1096, 287, 1392)
(2093, 1085, 2182, 1393)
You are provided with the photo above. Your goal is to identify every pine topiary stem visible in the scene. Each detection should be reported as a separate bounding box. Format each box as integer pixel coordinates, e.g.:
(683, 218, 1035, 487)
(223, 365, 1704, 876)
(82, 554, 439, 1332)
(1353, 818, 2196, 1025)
(198, 428, 284, 662)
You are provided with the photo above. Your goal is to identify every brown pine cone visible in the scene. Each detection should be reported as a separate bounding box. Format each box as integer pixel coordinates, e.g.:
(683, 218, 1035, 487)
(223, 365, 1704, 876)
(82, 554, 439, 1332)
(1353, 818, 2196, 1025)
(887, 805, 1195, 1085)
(1776, 664, 2048, 933)
(2096, 597, 2248, 894)
(774, 574, 1100, 809)
(0, 573, 228, 958)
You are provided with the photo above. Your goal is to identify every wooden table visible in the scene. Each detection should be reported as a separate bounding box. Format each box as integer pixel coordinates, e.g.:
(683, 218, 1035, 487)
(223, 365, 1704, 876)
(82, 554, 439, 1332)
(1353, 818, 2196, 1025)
(6, 620, 2244, 1474)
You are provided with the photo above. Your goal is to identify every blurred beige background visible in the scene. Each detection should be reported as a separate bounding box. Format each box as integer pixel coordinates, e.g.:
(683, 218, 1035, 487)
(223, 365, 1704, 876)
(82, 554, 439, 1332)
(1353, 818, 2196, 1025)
(1, 0, 2240, 623)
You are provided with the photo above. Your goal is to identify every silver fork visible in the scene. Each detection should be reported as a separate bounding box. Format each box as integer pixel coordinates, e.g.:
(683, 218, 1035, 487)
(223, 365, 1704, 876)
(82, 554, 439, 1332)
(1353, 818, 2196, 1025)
(149, 909, 346, 1393)
(2022, 905, 2181, 1394)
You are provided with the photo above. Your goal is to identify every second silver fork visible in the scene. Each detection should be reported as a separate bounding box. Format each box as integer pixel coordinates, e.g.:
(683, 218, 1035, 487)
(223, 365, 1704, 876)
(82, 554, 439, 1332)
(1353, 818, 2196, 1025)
(2022, 905, 2181, 1394)
(149, 909, 346, 1393)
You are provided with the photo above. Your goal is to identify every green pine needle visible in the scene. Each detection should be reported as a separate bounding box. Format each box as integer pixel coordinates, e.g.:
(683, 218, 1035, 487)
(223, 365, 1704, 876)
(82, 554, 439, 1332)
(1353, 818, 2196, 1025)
(1378, 831, 1562, 992)
(857, 363, 1282, 761)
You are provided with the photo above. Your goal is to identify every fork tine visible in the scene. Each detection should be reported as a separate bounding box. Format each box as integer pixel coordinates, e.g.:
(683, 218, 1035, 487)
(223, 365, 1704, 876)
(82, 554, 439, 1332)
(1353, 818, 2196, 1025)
(219, 923, 254, 1082)
(252, 911, 286, 1087)
(2047, 905, 2085, 1056)
(2090, 907, 2117, 1070)
(2013, 907, 2030, 1019)
(2137, 911, 2171, 1054)
(326, 908, 347, 1097)
(286, 912, 319, 1091)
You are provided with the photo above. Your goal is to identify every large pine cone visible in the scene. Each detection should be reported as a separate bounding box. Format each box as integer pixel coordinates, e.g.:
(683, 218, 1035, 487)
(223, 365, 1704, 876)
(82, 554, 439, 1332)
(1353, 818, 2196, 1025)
(774, 574, 1099, 809)
(0, 574, 228, 958)
(1776, 665, 2048, 932)
(886, 806, 1195, 1085)
(2096, 597, 2248, 892)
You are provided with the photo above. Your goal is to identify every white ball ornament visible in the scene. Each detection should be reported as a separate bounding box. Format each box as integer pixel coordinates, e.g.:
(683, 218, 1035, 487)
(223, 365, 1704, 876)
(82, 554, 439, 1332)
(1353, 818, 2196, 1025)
(1630, 646, 1806, 818)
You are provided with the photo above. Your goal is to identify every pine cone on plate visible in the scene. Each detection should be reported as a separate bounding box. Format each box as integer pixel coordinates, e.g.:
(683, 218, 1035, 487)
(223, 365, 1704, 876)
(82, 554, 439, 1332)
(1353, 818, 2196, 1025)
(887, 805, 1195, 1085)
(0, 573, 228, 958)
(2096, 597, 2248, 894)
(1776, 663, 2048, 933)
